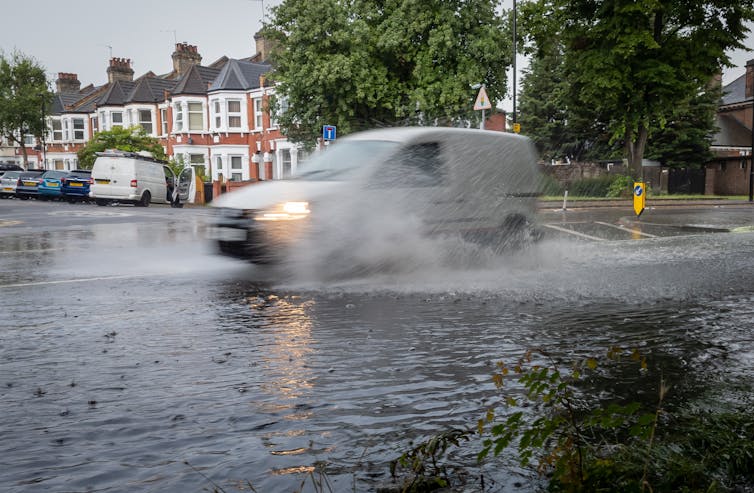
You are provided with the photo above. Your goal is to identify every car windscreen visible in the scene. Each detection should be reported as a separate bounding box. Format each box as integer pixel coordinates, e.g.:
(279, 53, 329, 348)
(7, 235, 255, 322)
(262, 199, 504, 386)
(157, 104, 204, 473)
(68, 171, 90, 179)
(296, 140, 399, 181)
(43, 171, 67, 179)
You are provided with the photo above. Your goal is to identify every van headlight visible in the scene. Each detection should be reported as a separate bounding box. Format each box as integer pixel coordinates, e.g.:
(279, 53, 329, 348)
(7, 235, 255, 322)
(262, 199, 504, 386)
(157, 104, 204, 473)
(254, 201, 311, 221)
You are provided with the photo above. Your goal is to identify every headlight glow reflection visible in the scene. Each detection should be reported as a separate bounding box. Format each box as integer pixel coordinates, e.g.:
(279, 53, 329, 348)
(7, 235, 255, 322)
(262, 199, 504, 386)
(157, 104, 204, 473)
(255, 201, 311, 221)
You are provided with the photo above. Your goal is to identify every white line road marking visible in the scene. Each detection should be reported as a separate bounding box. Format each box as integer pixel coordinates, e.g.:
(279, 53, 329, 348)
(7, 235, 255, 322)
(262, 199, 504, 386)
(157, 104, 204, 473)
(48, 210, 132, 217)
(594, 221, 658, 238)
(541, 223, 605, 241)
(0, 274, 149, 289)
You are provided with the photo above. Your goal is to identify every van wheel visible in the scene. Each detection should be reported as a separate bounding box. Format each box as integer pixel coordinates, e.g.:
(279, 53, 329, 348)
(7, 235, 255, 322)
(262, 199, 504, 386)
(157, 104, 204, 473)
(137, 191, 151, 207)
(95, 199, 110, 206)
(493, 213, 534, 253)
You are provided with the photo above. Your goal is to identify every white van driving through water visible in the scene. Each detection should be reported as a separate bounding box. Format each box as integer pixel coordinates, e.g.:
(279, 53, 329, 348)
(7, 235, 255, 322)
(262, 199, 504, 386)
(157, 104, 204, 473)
(209, 127, 542, 266)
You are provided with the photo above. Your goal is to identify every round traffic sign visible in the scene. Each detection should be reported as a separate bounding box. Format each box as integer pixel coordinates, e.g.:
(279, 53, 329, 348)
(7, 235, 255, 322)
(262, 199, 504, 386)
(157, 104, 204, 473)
(634, 185, 644, 196)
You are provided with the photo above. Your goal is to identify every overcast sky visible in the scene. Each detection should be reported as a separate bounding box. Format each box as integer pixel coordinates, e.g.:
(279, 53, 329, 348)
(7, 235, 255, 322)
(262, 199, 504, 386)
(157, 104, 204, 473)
(1, 0, 752, 112)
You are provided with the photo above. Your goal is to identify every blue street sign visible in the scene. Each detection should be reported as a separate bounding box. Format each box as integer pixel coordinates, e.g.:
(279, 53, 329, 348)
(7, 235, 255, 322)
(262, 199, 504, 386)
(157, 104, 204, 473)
(634, 185, 644, 196)
(322, 125, 337, 141)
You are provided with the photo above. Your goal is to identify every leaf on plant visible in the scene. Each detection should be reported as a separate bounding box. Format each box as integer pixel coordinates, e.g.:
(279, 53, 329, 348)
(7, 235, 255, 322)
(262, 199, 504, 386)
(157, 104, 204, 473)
(493, 373, 504, 388)
(586, 358, 598, 370)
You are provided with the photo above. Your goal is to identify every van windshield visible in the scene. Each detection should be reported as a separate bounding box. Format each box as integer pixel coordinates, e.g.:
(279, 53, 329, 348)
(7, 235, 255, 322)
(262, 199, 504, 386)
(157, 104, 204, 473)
(296, 140, 398, 181)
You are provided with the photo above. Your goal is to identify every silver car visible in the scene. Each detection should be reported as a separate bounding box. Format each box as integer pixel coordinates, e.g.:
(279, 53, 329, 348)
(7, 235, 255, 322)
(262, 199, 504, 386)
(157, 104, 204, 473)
(0, 171, 22, 199)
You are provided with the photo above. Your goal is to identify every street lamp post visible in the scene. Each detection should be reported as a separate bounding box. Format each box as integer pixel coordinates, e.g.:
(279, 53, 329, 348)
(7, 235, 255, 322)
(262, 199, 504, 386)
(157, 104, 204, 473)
(512, 0, 517, 130)
(750, 95, 753, 202)
(41, 97, 47, 170)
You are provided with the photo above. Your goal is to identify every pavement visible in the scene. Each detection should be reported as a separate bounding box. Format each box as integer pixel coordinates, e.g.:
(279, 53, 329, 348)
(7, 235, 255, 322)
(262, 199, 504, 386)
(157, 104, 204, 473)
(537, 198, 754, 210)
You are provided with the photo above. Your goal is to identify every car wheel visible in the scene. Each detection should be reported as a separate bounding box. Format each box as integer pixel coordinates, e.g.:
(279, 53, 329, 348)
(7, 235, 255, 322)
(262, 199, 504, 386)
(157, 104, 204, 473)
(95, 199, 110, 206)
(137, 191, 151, 207)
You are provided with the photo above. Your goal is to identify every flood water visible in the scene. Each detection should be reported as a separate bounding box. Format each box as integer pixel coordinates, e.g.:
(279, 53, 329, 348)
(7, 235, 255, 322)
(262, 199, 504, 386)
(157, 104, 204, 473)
(1, 208, 754, 492)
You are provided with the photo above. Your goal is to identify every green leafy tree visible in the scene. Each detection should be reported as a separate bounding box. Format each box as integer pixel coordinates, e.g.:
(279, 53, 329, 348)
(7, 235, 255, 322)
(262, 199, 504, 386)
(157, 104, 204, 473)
(521, 0, 754, 177)
(645, 84, 720, 169)
(263, 0, 511, 144)
(0, 51, 53, 168)
(76, 126, 166, 169)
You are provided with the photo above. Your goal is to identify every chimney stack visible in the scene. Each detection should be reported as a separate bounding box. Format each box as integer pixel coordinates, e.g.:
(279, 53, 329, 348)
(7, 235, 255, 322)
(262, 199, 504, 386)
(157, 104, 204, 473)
(56, 72, 81, 93)
(746, 59, 754, 99)
(172, 43, 202, 76)
(253, 31, 275, 63)
(107, 58, 134, 83)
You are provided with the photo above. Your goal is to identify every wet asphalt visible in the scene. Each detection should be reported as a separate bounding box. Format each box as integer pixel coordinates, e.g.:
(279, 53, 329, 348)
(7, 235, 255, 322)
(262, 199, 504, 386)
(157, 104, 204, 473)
(1, 198, 753, 492)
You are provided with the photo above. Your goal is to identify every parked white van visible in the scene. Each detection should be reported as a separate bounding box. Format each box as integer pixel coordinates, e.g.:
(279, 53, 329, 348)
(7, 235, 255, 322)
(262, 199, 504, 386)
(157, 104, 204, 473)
(210, 127, 543, 264)
(90, 151, 192, 207)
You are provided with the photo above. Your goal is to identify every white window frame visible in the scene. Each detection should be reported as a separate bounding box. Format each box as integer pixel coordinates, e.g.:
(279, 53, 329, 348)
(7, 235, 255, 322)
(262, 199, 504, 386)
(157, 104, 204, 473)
(72, 117, 85, 141)
(160, 108, 168, 135)
(174, 103, 184, 132)
(270, 96, 287, 128)
(213, 100, 222, 129)
(51, 119, 63, 141)
(138, 109, 153, 134)
(111, 112, 123, 128)
(188, 102, 204, 132)
(227, 99, 242, 129)
(253, 97, 263, 130)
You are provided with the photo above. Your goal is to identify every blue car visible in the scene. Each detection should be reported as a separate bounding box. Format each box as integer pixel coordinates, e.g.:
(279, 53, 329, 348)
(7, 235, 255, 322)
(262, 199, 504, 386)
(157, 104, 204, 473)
(61, 170, 92, 202)
(37, 170, 70, 200)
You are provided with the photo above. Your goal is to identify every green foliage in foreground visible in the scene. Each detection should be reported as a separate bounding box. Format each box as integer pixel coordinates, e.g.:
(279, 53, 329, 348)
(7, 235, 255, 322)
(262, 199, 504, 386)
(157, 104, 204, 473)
(392, 347, 754, 492)
(76, 126, 166, 169)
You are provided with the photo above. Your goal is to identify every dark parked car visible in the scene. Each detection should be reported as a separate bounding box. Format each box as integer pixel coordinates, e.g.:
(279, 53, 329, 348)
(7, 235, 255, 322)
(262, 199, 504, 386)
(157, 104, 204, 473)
(0, 163, 23, 178)
(61, 170, 92, 202)
(15, 170, 46, 199)
(38, 170, 70, 200)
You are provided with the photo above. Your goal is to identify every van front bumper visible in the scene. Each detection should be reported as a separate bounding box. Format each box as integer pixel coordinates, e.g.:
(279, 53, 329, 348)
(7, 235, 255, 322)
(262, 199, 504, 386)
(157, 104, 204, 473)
(209, 208, 307, 264)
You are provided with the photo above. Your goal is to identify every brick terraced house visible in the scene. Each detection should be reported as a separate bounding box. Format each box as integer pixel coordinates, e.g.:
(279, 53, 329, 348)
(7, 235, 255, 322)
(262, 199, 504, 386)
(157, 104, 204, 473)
(706, 59, 754, 196)
(5, 34, 304, 187)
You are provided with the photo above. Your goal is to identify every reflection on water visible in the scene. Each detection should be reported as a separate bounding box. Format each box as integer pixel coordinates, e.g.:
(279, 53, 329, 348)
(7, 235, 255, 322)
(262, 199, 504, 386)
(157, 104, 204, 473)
(1, 230, 753, 492)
